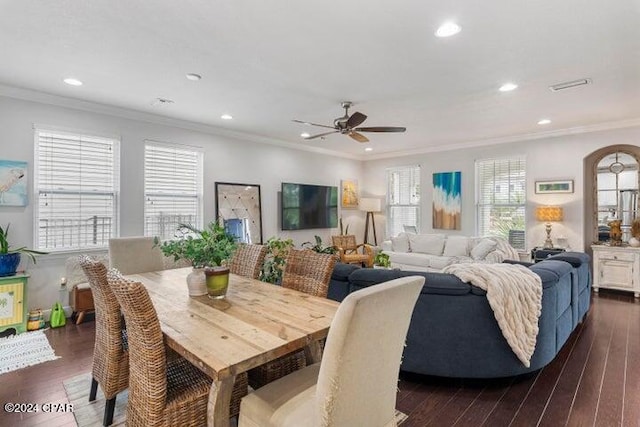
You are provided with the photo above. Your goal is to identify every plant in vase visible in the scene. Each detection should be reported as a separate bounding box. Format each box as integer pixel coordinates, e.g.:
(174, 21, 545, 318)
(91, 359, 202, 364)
(373, 252, 391, 269)
(260, 236, 294, 284)
(0, 224, 48, 277)
(155, 222, 237, 298)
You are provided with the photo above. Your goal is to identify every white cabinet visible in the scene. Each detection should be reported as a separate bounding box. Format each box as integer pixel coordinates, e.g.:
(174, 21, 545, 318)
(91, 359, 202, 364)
(592, 245, 640, 298)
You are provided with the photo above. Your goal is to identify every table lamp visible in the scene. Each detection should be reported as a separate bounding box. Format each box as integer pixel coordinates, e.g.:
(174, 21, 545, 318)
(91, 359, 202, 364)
(536, 206, 563, 249)
(359, 198, 381, 245)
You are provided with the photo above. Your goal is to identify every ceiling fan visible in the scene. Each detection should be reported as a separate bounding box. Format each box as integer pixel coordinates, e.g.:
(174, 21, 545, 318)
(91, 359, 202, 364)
(293, 101, 406, 143)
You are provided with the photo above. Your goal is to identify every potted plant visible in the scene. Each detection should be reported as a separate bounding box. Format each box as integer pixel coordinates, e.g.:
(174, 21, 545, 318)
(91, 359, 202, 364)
(260, 236, 294, 284)
(302, 235, 337, 255)
(0, 224, 48, 277)
(373, 252, 391, 269)
(155, 222, 237, 298)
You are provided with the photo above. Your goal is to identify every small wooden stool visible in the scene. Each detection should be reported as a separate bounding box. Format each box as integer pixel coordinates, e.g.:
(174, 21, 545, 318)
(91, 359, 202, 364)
(70, 282, 94, 324)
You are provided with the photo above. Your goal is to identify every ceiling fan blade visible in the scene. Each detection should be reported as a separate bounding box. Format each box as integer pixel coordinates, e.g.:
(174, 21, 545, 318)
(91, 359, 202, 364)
(348, 131, 369, 143)
(346, 112, 367, 128)
(305, 130, 339, 140)
(354, 126, 406, 133)
(292, 119, 336, 130)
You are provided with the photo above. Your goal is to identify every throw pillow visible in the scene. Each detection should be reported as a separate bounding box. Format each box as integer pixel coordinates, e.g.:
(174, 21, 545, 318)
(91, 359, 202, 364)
(443, 236, 469, 257)
(470, 238, 497, 260)
(409, 234, 446, 255)
(391, 233, 410, 252)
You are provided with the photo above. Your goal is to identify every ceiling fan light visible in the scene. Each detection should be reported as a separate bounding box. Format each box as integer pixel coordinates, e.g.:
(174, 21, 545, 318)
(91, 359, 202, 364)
(435, 22, 461, 38)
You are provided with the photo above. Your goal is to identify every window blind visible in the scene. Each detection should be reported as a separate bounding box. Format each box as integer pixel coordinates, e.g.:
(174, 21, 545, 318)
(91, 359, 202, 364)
(35, 130, 118, 251)
(386, 165, 420, 237)
(476, 157, 526, 249)
(144, 142, 203, 240)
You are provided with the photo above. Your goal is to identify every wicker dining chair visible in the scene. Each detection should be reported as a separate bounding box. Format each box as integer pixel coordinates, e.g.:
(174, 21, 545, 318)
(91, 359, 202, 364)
(106, 268, 248, 425)
(229, 244, 267, 279)
(248, 249, 336, 389)
(79, 255, 128, 427)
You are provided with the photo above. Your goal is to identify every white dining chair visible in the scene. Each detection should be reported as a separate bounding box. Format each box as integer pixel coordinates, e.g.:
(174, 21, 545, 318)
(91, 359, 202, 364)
(108, 236, 165, 275)
(238, 275, 425, 427)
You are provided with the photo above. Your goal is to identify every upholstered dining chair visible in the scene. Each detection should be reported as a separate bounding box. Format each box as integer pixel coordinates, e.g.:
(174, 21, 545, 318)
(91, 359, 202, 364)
(106, 268, 248, 425)
(108, 236, 165, 275)
(331, 235, 374, 268)
(238, 275, 424, 427)
(248, 249, 336, 389)
(229, 244, 267, 279)
(79, 255, 128, 427)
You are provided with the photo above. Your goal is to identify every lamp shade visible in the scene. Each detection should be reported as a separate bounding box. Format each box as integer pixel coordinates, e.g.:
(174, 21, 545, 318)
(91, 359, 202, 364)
(536, 206, 563, 222)
(359, 197, 381, 212)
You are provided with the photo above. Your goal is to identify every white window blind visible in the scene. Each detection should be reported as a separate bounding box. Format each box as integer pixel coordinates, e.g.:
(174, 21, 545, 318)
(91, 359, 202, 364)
(386, 165, 420, 237)
(34, 129, 119, 251)
(144, 142, 203, 240)
(476, 157, 526, 249)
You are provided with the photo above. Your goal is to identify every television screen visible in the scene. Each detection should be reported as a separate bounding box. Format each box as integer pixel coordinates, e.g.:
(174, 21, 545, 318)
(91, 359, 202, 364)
(281, 182, 338, 230)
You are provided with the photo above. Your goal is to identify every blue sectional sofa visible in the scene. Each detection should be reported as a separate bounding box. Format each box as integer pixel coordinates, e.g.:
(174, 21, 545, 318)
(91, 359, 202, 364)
(327, 252, 591, 378)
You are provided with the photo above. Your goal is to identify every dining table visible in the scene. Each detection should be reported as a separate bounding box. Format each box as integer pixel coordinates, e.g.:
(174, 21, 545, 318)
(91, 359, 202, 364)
(124, 267, 339, 427)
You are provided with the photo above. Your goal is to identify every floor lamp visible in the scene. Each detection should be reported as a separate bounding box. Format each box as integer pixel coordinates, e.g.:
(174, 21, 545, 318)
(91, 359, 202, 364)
(359, 198, 381, 246)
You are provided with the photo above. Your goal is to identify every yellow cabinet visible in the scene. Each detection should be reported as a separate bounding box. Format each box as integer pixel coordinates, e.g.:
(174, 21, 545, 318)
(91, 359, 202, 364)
(0, 274, 28, 334)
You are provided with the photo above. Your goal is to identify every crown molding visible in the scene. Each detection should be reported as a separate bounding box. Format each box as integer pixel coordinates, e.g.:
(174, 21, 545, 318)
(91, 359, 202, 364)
(0, 84, 362, 161)
(365, 117, 640, 161)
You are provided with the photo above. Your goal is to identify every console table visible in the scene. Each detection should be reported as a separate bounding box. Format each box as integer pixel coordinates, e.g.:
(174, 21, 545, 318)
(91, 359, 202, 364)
(531, 247, 566, 263)
(592, 245, 640, 298)
(0, 273, 29, 334)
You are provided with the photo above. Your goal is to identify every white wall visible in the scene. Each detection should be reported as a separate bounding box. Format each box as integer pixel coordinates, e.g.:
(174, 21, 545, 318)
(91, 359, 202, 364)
(363, 126, 640, 251)
(0, 95, 364, 310)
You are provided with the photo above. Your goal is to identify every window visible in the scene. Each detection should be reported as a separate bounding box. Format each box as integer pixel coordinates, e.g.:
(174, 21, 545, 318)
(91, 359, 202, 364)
(144, 142, 203, 240)
(34, 129, 119, 251)
(476, 157, 526, 249)
(386, 165, 420, 237)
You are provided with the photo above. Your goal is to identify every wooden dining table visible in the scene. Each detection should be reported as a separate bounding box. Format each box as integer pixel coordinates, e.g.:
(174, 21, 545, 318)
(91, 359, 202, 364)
(124, 267, 339, 427)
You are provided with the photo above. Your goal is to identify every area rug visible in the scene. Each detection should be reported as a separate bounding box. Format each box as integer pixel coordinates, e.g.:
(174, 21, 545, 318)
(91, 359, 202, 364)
(64, 372, 409, 426)
(0, 329, 59, 375)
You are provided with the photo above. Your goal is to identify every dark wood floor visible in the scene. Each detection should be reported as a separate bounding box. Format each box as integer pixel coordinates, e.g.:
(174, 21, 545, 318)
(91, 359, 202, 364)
(1, 290, 638, 427)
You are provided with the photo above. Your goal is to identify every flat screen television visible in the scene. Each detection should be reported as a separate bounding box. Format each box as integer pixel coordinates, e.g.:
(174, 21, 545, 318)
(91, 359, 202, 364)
(281, 182, 338, 230)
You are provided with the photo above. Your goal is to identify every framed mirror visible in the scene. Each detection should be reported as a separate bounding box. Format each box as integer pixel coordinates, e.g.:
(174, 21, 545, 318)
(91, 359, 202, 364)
(595, 151, 639, 242)
(215, 182, 263, 244)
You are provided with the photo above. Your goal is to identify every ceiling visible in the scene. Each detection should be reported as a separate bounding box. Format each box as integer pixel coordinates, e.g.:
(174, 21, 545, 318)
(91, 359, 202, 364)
(1, 1, 639, 159)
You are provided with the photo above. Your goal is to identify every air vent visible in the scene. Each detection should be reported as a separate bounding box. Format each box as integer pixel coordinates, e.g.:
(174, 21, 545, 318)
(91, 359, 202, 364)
(549, 78, 592, 92)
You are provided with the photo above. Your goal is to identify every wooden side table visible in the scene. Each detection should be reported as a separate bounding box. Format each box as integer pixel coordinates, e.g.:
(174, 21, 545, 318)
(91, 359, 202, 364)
(0, 273, 29, 335)
(70, 283, 94, 324)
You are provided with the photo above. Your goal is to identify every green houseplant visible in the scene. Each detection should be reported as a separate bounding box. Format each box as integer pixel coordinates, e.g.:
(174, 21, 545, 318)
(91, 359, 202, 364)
(260, 236, 294, 284)
(155, 222, 237, 298)
(0, 224, 48, 277)
(373, 252, 391, 269)
(302, 235, 337, 255)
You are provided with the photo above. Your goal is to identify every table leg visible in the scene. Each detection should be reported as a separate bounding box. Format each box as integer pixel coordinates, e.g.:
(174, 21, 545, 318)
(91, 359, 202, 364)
(207, 375, 235, 427)
(304, 339, 323, 365)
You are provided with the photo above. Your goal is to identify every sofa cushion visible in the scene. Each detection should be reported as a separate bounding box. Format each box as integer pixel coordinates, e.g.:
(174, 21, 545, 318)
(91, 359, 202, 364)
(409, 234, 445, 255)
(331, 263, 360, 281)
(443, 236, 469, 257)
(348, 268, 470, 296)
(470, 239, 497, 260)
(386, 251, 432, 267)
(391, 233, 410, 252)
(428, 256, 454, 270)
(546, 252, 590, 268)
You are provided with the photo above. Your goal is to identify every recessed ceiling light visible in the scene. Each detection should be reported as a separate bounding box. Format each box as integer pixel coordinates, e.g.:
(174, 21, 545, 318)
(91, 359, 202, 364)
(300, 132, 310, 138)
(435, 22, 461, 38)
(538, 119, 551, 125)
(499, 82, 518, 92)
(185, 73, 202, 81)
(364, 147, 373, 152)
(63, 78, 83, 86)
(221, 114, 233, 120)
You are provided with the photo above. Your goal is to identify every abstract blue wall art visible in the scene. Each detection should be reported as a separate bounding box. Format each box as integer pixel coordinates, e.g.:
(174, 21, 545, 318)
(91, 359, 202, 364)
(0, 160, 27, 207)
(433, 171, 461, 230)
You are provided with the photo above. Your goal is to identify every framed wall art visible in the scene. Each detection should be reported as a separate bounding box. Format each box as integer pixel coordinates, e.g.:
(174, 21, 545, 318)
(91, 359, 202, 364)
(0, 160, 27, 207)
(341, 179, 359, 209)
(433, 171, 461, 230)
(535, 180, 574, 194)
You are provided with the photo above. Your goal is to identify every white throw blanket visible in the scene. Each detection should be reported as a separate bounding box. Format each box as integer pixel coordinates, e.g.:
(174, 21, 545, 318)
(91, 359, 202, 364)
(442, 263, 543, 367)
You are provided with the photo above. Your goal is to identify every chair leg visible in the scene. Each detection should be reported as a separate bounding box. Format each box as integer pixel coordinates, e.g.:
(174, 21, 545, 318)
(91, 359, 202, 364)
(89, 377, 98, 402)
(103, 396, 116, 426)
(75, 311, 86, 325)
